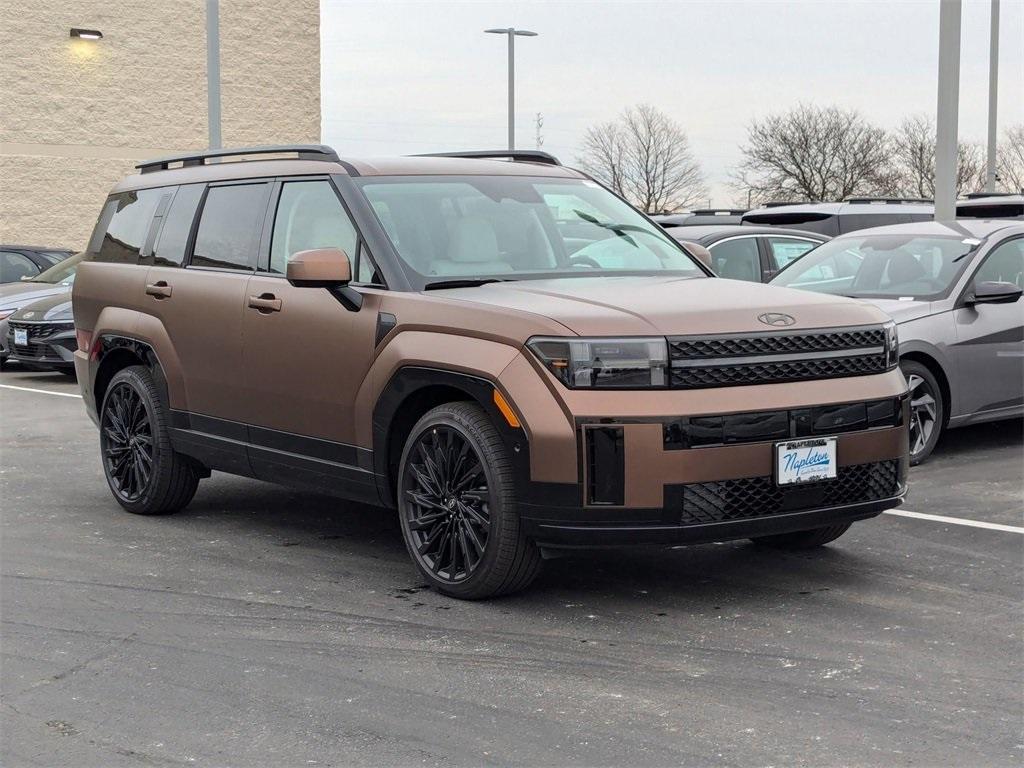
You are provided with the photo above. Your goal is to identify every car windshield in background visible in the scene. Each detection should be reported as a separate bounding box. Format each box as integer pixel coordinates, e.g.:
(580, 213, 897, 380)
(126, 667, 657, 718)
(357, 176, 704, 288)
(32, 252, 84, 285)
(771, 234, 980, 300)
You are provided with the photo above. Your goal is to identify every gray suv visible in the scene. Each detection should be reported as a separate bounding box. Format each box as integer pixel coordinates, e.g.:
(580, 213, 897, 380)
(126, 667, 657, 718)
(772, 219, 1024, 463)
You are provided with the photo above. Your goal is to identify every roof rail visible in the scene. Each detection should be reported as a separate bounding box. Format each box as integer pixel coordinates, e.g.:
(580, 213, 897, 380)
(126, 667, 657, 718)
(845, 197, 933, 204)
(136, 144, 341, 174)
(962, 191, 1021, 199)
(691, 208, 748, 215)
(414, 150, 562, 166)
(762, 200, 816, 208)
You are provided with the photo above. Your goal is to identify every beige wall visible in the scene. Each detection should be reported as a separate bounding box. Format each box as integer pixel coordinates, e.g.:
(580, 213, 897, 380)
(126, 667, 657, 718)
(0, 1, 321, 250)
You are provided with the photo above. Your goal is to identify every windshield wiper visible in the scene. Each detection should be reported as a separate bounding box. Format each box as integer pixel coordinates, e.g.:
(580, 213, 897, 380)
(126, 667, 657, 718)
(423, 278, 513, 291)
(572, 209, 644, 246)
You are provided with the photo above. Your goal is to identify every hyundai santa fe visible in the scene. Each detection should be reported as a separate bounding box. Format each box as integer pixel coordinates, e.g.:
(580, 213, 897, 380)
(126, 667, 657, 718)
(72, 145, 910, 599)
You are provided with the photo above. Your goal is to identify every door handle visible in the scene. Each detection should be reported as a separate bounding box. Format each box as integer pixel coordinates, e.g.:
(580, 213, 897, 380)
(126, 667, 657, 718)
(248, 293, 282, 313)
(145, 281, 172, 298)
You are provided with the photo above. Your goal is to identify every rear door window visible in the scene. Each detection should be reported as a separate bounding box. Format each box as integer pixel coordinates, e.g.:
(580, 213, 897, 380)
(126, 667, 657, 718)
(191, 183, 270, 271)
(96, 189, 164, 264)
(0, 251, 39, 282)
(151, 184, 204, 267)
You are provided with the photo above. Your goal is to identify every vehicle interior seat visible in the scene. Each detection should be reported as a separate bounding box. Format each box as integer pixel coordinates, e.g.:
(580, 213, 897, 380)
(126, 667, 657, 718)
(429, 216, 511, 275)
(885, 251, 927, 286)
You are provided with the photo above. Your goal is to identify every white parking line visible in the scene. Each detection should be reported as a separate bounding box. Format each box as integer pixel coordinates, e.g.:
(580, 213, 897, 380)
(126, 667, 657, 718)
(2, 382, 1022, 534)
(0, 383, 82, 399)
(884, 508, 1024, 534)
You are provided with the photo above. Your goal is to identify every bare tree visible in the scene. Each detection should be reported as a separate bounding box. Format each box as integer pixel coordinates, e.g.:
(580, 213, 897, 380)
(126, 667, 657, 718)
(996, 124, 1024, 192)
(891, 114, 986, 197)
(577, 105, 707, 212)
(732, 104, 897, 205)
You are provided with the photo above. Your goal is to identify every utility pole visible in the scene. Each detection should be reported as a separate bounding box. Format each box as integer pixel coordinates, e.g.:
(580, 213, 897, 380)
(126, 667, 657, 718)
(485, 28, 538, 151)
(986, 0, 1000, 193)
(535, 113, 544, 149)
(206, 0, 222, 150)
(934, 0, 962, 221)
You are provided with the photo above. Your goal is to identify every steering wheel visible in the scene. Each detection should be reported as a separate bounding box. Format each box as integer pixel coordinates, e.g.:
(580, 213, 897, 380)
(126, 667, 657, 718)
(570, 255, 602, 268)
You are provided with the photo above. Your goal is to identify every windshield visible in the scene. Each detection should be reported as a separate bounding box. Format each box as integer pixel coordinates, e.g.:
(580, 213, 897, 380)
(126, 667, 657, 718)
(357, 176, 705, 288)
(32, 252, 83, 285)
(771, 234, 980, 300)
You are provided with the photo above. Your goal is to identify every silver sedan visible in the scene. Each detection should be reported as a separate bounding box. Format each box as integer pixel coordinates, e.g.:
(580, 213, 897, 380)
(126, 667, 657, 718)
(772, 219, 1023, 464)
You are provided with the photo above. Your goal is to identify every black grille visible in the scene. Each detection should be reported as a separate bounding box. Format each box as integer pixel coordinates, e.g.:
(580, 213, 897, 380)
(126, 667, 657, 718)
(669, 328, 885, 359)
(668, 326, 888, 389)
(8, 322, 75, 341)
(680, 460, 899, 525)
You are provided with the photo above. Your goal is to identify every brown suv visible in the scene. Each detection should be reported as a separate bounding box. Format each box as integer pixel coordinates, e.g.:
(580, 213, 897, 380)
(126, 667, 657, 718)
(72, 145, 909, 598)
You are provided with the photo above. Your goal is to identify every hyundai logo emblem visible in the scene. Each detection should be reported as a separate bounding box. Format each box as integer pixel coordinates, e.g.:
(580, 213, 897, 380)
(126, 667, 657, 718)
(758, 312, 796, 327)
(23, 311, 35, 319)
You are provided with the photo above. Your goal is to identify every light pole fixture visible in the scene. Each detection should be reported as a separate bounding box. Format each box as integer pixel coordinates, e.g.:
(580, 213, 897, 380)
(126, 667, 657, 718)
(485, 27, 538, 151)
(70, 28, 103, 40)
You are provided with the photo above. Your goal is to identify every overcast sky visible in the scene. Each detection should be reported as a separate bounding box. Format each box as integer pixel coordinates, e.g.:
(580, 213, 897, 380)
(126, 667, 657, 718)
(321, 1, 1023, 205)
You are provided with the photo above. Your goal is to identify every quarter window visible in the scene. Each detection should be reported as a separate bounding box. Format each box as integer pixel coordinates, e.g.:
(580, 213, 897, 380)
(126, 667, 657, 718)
(767, 237, 817, 270)
(96, 189, 164, 264)
(269, 180, 358, 274)
(191, 183, 269, 271)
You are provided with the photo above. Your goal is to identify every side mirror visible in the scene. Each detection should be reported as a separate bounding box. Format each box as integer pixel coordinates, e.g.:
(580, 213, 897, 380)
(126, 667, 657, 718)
(965, 280, 1023, 306)
(286, 248, 352, 287)
(682, 242, 714, 272)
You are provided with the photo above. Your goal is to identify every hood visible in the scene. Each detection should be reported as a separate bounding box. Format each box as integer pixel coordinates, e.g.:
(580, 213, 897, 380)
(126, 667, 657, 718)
(0, 282, 69, 311)
(10, 291, 74, 322)
(859, 297, 938, 325)
(433, 276, 891, 336)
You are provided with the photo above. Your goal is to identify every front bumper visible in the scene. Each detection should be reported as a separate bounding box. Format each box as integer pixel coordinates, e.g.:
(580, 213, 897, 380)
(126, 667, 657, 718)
(5, 321, 76, 369)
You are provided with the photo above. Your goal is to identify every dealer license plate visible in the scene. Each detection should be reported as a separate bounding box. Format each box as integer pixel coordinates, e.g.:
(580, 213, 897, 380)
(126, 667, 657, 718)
(13, 328, 28, 346)
(776, 437, 837, 485)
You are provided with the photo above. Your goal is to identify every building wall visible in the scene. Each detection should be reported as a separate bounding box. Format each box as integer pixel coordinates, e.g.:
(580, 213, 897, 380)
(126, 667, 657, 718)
(0, 1, 321, 250)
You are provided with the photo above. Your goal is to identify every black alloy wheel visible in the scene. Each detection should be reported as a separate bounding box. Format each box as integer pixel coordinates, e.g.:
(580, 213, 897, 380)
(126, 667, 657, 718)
(397, 402, 541, 599)
(101, 381, 154, 503)
(402, 424, 491, 583)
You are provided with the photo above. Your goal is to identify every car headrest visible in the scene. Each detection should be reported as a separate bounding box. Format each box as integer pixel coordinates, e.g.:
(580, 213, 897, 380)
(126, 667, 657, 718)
(450, 217, 500, 263)
(888, 252, 926, 284)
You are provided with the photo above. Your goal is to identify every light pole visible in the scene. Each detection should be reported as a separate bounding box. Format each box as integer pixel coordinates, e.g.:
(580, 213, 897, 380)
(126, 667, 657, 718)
(206, 0, 222, 150)
(934, 0, 962, 221)
(485, 27, 538, 151)
(985, 0, 1000, 193)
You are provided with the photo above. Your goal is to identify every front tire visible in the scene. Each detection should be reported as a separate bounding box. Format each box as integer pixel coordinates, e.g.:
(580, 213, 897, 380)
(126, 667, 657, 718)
(901, 360, 944, 465)
(397, 402, 541, 599)
(99, 366, 199, 515)
(751, 522, 852, 549)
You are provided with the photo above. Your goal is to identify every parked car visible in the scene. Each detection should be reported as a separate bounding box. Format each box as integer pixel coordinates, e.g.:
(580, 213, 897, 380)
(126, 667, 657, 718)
(771, 219, 1023, 464)
(668, 225, 828, 282)
(73, 145, 909, 599)
(743, 199, 935, 236)
(0, 245, 73, 284)
(653, 208, 748, 227)
(0, 253, 82, 366)
(5, 293, 76, 375)
(955, 193, 1023, 220)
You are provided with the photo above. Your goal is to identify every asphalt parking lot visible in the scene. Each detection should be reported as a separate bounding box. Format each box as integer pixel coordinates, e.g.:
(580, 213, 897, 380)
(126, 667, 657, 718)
(1, 368, 1021, 767)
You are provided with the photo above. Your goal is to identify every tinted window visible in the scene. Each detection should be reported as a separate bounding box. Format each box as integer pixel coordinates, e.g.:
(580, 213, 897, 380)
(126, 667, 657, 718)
(355, 243, 383, 284)
(191, 184, 268, 271)
(97, 189, 163, 264)
(708, 237, 761, 282)
(269, 181, 358, 274)
(767, 237, 818, 270)
(974, 239, 1024, 288)
(152, 184, 204, 267)
(0, 251, 38, 283)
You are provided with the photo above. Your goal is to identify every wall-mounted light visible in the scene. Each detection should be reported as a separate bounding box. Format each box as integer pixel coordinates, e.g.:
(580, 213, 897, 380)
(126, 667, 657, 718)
(70, 28, 103, 40)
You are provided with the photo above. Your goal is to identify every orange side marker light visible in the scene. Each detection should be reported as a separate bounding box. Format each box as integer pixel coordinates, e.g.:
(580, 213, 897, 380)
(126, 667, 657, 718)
(493, 389, 521, 429)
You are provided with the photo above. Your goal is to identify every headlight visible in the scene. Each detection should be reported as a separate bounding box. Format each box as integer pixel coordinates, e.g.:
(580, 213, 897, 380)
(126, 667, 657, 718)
(883, 320, 899, 368)
(527, 336, 669, 389)
(0, 310, 14, 321)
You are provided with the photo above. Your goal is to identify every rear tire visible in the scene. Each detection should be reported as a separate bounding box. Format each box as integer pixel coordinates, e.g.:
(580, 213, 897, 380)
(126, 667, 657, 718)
(99, 366, 199, 515)
(751, 522, 852, 549)
(397, 402, 541, 599)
